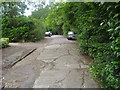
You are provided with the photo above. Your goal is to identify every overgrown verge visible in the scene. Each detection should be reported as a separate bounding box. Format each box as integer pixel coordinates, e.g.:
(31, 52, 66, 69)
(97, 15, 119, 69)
(74, 2, 120, 89)
(75, 3, 120, 89)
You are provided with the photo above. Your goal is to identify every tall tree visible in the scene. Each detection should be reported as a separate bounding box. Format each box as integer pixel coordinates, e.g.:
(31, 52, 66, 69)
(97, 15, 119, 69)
(1, 2, 27, 18)
(31, 5, 51, 21)
(45, 3, 65, 34)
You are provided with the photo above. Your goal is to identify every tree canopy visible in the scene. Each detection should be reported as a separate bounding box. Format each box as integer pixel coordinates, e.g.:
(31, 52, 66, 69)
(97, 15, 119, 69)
(1, 2, 27, 18)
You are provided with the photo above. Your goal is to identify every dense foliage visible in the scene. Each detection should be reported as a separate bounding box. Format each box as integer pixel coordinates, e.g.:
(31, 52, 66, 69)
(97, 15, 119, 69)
(0, 38, 9, 48)
(31, 5, 51, 36)
(2, 16, 45, 42)
(1, 2, 46, 42)
(1, 2, 27, 18)
(45, 2, 120, 89)
(29, 18, 45, 42)
(45, 3, 65, 35)
(32, 6, 50, 21)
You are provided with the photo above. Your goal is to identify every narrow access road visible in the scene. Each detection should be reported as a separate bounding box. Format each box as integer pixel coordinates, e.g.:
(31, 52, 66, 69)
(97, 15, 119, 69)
(2, 35, 99, 88)
(33, 35, 99, 88)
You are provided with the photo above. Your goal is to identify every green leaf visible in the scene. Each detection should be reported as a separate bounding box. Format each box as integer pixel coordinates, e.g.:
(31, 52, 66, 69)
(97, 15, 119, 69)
(115, 26, 120, 30)
(113, 14, 120, 18)
(107, 29, 113, 32)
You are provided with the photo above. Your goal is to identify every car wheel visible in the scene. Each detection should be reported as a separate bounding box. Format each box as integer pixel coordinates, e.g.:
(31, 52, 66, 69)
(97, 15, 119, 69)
(67, 38, 70, 40)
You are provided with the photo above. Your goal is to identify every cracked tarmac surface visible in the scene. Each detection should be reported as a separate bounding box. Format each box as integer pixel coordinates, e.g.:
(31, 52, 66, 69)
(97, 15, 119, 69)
(33, 35, 99, 88)
(1, 35, 99, 88)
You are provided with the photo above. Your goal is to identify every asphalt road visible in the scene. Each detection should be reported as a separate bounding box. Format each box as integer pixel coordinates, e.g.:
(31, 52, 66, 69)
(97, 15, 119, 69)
(2, 35, 99, 88)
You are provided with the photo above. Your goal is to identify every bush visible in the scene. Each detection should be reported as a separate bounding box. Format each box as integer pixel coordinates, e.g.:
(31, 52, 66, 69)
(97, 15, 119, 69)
(75, 2, 120, 89)
(2, 16, 34, 42)
(27, 18, 45, 42)
(89, 43, 120, 88)
(0, 38, 9, 48)
(2, 16, 45, 42)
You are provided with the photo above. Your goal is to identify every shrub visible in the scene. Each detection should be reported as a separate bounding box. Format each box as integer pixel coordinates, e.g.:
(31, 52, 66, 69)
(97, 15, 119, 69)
(27, 18, 45, 42)
(89, 44, 120, 88)
(2, 17, 34, 42)
(2, 16, 45, 42)
(0, 38, 9, 48)
(75, 2, 120, 89)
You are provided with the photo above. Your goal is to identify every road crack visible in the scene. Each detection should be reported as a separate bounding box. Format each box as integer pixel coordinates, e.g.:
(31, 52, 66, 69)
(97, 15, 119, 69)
(49, 62, 55, 70)
(81, 71, 85, 88)
(68, 50, 71, 55)
(52, 54, 69, 62)
(55, 70, 71, 87)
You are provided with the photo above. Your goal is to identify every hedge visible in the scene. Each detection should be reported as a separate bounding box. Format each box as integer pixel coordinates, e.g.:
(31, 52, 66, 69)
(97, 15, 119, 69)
(2, 16, 45, 42)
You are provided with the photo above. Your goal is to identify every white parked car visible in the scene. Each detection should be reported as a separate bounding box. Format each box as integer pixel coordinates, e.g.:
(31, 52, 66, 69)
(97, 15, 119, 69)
(67, 31, 76, 40)
(45, 31, 52, 37)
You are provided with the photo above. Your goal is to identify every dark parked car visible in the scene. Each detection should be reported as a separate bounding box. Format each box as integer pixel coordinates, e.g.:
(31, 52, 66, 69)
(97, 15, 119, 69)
(67, 31, 76, 40)
(45, 31, 52, 37)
